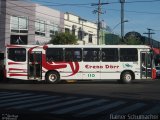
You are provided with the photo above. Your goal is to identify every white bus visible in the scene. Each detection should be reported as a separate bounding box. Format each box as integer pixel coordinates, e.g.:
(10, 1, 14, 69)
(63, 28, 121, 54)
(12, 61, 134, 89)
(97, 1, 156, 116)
(5, 44, 156, 83)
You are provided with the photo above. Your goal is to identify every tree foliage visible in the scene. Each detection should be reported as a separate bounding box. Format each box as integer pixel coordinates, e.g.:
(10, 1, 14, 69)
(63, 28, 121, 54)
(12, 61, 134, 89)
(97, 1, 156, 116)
(124, 36, 143, 45)
(49, 32, 78, 45)
(124, 31, 143, 45)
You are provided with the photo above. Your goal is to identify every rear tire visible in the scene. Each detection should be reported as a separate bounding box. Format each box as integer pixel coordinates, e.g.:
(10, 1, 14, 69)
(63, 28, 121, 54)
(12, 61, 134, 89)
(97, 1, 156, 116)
(121, 71, 133, 84)
(46, 71, 60, 84)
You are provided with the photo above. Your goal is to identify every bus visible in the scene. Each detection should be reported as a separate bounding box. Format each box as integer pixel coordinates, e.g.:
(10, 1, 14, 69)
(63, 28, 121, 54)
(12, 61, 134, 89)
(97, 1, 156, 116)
(5, 44, 156, 83)
(0, 52, 5, 81)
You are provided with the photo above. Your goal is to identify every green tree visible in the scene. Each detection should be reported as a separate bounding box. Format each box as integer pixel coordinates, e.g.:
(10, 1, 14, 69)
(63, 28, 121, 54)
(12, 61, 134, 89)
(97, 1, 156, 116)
(124, 36, 143, 45)
(124, 31, 143, 45)
(49, 32, 78, 45)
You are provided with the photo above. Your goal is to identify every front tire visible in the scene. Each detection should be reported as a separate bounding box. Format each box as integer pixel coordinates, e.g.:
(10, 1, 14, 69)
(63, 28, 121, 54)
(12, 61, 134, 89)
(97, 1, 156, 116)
(46, 71, 60, 84)
(121, 71, 133, 84)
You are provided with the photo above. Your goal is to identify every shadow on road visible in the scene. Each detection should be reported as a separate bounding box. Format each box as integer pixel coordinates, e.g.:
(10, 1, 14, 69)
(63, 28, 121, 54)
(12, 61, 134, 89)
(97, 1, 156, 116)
(0, 78, 156, 84)
(0, 79, 160, 120)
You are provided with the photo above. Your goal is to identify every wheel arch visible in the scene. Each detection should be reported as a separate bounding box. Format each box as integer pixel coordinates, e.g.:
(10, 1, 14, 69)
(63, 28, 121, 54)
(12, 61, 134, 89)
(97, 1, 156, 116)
(120, 70, 135, 80)
(45, 70, 60, 80)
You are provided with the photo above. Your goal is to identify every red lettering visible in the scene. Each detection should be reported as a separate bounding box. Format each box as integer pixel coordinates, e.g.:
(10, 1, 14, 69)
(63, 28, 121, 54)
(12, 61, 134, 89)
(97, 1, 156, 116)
(85, 65, 90, 69)
(85, 65, 103, 69)
(106, 65, 109, 68)
(105, 65, 119, 69)
(85, 65, 119, 69)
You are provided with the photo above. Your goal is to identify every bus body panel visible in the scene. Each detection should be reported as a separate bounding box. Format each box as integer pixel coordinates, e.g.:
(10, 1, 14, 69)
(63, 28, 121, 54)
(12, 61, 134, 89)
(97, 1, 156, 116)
(6, 60, 28, 80)
(5, 45, 155, 81)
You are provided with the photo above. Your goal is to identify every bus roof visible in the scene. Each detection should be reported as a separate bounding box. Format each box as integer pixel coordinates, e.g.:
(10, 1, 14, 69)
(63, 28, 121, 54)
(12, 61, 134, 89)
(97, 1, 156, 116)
(6, 44, 151, 49)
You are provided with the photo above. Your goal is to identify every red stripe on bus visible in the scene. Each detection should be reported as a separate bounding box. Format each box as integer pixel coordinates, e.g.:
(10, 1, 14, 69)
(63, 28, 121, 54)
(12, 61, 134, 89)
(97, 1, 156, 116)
(9, 74, 27, 77)
(8, 62, 24, 65)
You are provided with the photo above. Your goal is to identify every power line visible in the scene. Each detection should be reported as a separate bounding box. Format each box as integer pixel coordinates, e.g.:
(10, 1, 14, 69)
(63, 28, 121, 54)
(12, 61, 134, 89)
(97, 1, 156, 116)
(30, 0, 91, 6)
(125, 0, 160, 3)
(143, 28, 155, 48)
(0, 4, 97, 41)
(2, 3, 160, 15)
(3, 1, 160, 16)
(2, 1, 160, 33)
(7, 1, 64, 20)
(30, 0, 160, 5)
(107, 8, 160, 15)
(5, 1, 97, 30)
(3, 0, 160, 34)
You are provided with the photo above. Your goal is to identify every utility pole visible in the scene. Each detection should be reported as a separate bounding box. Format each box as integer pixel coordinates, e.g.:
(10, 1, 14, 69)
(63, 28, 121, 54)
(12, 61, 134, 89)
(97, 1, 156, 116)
(143, 28, 155, 48)
(97, 0, 101, 45)
(92, 1, 109, 45)
(120, 0, 125, 42)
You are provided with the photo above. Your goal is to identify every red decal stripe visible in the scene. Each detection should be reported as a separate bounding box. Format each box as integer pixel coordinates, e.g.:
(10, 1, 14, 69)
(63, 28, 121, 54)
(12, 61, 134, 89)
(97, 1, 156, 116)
(9, 68, 26, 71)
(8, 62, 24, 65)
(42, 54, 67, 70)
(9, 74, 27, 77)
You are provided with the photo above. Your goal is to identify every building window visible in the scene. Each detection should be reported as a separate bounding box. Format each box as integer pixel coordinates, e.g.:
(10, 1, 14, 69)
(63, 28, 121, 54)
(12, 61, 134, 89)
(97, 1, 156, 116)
(11, 16, 28, 33)
(65, 28, 70, 33)
(50, 23, 58, 37)
(10, 35, 28, 45)
(72, 29, 75, 36)
(72, 25, 76, 36)
(89, 34, 93, 43)
(35, 19, 45, 36)
(78, 28, 83, 40)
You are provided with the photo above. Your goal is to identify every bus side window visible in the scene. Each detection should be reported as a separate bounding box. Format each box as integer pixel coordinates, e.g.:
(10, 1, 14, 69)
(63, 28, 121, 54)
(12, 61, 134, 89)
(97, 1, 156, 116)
(65, 48, 82, 62)
(120, 48, 138, 62)
(8, 48, 26, 62)
(83, 48, 100, 62)
(46, 48, 63, 62)
(65, 50, 73, 61)
(101, 48, 118, 62)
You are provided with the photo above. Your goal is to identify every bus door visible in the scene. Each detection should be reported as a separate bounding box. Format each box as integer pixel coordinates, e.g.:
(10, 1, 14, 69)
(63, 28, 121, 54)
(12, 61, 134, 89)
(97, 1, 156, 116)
(140, 52, 152, 79)
(28, 51, 42, 80)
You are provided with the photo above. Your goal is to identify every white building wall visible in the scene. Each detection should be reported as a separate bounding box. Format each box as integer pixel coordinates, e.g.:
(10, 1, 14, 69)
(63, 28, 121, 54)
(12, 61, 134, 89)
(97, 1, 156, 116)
(0, 0, 98, 52)
(0, 0, 36, 50)
(64, 13, 97, 45)
(35, 4, 64, 44)
(0, 0, 64, 50)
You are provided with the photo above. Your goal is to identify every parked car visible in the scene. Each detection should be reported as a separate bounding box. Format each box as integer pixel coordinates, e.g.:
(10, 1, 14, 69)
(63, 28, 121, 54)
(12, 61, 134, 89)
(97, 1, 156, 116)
(156, 66, 160, 78)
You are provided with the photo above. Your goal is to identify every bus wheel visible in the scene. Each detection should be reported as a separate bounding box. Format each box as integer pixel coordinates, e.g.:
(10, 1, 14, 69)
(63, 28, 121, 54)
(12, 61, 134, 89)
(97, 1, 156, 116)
(46, 71, 60, 84)
(121, 71, 133, 84)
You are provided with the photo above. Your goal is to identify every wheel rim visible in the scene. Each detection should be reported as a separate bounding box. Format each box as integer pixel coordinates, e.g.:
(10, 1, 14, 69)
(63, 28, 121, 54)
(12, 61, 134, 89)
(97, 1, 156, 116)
(48, 74, 57, 82)
(125, 74, 132, 82)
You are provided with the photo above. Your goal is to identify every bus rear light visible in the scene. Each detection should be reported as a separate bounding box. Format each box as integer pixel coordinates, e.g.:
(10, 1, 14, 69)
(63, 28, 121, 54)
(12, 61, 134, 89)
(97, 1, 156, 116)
(4, 69, 6, 80)
(152, 68, 156, 80)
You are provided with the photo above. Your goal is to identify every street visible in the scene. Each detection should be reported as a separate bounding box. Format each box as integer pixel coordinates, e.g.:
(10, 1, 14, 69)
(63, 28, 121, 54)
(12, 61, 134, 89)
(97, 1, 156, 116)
(0, 79, 160, 120)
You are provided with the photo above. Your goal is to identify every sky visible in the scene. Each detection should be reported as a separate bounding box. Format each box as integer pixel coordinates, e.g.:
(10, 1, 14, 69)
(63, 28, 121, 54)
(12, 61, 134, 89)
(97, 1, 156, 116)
(31, 0, 160, 41)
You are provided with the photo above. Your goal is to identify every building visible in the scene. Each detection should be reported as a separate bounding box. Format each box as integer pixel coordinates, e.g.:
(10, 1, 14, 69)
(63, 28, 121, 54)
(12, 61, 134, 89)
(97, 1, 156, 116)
(0, 0, 98, 52)
(99, 21, 109, 45)
(64, 12, 97, 45)
(0, 0, 63, 52)
(105, 33, 120, 45)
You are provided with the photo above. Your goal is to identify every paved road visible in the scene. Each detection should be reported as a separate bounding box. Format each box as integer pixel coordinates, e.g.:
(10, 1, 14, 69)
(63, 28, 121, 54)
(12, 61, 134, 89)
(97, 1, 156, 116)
(0, 79, 160, 120)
